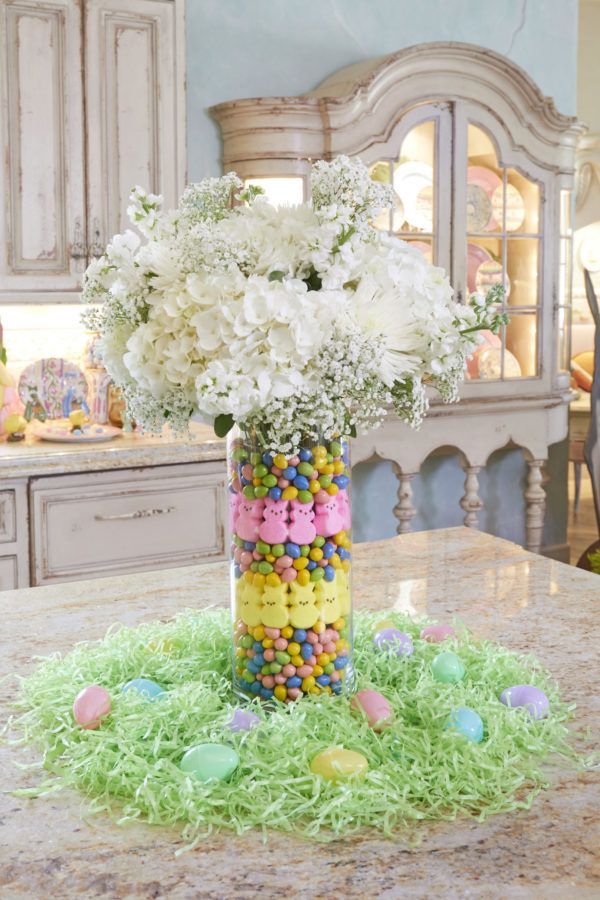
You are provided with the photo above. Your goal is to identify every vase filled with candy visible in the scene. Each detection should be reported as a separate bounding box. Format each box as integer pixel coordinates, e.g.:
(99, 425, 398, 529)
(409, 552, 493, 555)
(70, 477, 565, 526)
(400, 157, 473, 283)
(229, 428, 353, 702)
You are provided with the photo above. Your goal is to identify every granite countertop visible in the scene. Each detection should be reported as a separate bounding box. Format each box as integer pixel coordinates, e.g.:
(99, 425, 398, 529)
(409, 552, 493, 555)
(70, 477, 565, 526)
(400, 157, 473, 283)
(0, 527, 598, 898)
(0, 422, 226, 479)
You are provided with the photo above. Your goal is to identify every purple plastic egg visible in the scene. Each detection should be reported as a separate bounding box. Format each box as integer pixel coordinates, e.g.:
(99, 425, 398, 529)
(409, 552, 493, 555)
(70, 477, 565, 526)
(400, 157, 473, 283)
(373, 628, 414, 657)
(226, 708, 260, 733)
(500, 684, 549, 720)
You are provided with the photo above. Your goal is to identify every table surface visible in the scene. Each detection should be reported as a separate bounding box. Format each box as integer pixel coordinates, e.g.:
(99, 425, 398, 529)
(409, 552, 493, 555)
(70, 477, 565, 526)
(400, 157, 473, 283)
(1, 528, 598, 899)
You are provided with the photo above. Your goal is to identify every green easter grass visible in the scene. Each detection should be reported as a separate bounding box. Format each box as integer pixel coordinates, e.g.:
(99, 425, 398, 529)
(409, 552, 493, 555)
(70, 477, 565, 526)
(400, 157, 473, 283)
(6, 610, 579, 846)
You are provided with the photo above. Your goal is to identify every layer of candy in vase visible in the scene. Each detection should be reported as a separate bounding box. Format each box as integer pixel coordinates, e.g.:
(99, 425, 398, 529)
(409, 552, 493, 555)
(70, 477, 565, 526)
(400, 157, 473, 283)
(229, 438, 352, 702)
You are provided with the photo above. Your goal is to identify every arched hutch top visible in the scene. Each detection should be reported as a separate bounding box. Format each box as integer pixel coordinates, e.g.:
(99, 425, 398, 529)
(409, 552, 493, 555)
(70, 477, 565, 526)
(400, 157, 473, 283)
(211, 43, 585, 557)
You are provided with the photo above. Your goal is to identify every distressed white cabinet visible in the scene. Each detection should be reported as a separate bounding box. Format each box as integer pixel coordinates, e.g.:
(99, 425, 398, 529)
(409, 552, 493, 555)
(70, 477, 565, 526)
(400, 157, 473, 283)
(0, 0, 86, 296)
(0, 480, 29, 589)
(0, 0, 186, 301)
(30, 462, 226, 585)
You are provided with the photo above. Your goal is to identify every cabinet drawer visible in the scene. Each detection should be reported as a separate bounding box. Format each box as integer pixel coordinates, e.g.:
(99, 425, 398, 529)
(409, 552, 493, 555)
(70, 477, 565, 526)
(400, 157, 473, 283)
(0, 555, 18, 590)
(31, 464, 227, 584)
(0, 490, 16, 543)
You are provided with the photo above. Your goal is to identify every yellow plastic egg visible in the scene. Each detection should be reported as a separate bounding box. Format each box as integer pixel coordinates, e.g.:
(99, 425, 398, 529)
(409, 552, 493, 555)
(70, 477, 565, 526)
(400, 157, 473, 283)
(310, 747, 368, 782)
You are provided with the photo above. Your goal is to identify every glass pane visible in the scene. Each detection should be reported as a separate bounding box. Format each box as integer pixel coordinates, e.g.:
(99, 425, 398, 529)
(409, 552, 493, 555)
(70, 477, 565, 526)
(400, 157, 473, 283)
(466, 237, 503, 295)
(506, 169, 538, 233)
(393, 120, 435, 234)
(557, 305, 571, 372)
(506, 239, 539, 307)
(506, 313, 538, 377)
(244, 177, 304, 206)
(402, 237, 433, 263)
(465, 330, 504, 380)
(369, 162, 407, 231)
(560, 188, 572, 236)
(467, 125, 502, 234)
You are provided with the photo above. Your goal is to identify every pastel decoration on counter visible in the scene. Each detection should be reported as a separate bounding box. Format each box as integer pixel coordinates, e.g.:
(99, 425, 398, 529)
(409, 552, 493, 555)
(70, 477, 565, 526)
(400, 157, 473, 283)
(310, 747, 369, 782)
(18, 358, 88, 420)
(431, 651, 466, 684)
(373, 627, 414, 656)
(226, 709, 260, 733)
(500, 685, 549, 720)
(72, 684, 111, 729)
(30, 420, 121, 443)
(445, 707, 484, 743)
(122, 678, 165, 701)
(69, 409, 88, 432)
(180, 743, 240, 783)
(2, 412, 27, 442)
(351, 689, 393, 731)
(420, 624, 456, 643)
(0, 360, 25, 441)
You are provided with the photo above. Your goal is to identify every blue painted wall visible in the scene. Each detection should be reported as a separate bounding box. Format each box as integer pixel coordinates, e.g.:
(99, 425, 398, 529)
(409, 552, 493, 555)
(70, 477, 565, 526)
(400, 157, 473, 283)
(186, 0, 577, 551)
(186, 0, 578, 179)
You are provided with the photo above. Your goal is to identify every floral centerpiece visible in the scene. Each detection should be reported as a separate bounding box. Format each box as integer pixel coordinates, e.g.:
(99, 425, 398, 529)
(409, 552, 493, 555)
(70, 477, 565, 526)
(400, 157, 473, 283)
(83, 156, 505, 702)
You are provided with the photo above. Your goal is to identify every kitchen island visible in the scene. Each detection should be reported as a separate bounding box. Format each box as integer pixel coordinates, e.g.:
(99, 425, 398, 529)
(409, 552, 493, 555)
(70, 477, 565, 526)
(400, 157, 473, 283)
(1, 528, 598, 898)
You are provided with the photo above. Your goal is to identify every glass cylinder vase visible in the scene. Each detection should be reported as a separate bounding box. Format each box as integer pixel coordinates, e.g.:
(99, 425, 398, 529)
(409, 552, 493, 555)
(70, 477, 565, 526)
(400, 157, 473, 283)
(227, 427, 353, 702)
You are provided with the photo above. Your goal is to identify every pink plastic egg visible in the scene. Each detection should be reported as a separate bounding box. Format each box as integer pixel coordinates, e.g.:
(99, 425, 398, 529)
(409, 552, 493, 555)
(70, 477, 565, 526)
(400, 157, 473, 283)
(351, 689, 393, 731)
(73, 685, 111, 730)
(420, 624, 456, 643)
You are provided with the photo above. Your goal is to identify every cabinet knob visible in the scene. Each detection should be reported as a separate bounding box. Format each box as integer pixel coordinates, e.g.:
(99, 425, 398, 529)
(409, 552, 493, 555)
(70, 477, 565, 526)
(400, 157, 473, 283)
(94, 506, 176, 522)
(89, 218, 105, 258)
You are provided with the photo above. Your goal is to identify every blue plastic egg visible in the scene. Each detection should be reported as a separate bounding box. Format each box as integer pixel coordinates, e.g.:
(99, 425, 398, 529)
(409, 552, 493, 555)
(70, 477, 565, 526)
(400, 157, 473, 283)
(445, 707, 484, 743)
(122, 678, 165, 701)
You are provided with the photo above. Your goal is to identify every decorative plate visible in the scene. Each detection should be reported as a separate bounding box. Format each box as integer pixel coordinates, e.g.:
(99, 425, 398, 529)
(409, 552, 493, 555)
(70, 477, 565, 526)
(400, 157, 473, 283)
(466, 184, 493, 233)
(372, 191, 405, 232)
(475, 259, 511, 299)
(31, 421, 121, 443)
(467, 243, 493, 293)
(491, 183, 525, 232)
(467, 166, 502, 230)
(394, 162, 434, 231)
(18, 358, 88, 419)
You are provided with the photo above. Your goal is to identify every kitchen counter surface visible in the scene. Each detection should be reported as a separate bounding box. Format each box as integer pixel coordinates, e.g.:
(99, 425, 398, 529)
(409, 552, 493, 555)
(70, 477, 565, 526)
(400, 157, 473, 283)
(0, 422, 226, 478)
(1, 527, 598, 898)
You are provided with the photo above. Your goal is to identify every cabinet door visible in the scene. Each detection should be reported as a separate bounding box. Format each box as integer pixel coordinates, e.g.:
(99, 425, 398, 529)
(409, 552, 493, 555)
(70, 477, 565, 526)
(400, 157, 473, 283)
(0, 0, 86, 295)
(84, 0, 186, 253)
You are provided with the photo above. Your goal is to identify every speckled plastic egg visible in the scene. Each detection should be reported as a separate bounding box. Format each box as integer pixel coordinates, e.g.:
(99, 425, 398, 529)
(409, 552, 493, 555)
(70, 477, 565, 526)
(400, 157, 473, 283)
(445, 707, 484, 743)
(351, 689, 393, 731)
(310, 747, 369, 782)
(431, 651, 465, 684)
(500, 684, 549, 720)
(373, 628, 414, 657)
(180, 743, 239, 782)
(122, 678, 165, 701)
(420, 624, 456, 643)
(72, 685, 111, 730)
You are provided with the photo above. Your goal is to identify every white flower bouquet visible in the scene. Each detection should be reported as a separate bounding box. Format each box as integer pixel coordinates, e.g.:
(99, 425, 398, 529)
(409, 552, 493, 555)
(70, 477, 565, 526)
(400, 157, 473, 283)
(83, 156, 505, 451)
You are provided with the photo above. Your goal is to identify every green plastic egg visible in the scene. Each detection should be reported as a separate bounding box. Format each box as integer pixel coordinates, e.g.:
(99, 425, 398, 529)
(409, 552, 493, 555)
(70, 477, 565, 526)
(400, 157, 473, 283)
(431, 651, 466, 684)
(180, 743, 239, 783)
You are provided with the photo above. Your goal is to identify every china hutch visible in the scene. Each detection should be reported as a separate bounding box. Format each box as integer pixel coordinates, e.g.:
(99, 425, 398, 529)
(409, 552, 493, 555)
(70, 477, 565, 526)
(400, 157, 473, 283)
(211, 43, 584, 557)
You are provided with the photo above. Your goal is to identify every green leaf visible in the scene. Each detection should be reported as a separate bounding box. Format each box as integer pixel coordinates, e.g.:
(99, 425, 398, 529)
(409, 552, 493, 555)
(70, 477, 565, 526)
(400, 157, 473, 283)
(214, 413, 235, 438)
(349, 423, 357, 438)
(268, 270, 286, 282)
(0, 346, 6, 366)
(303, 268, 322, 291)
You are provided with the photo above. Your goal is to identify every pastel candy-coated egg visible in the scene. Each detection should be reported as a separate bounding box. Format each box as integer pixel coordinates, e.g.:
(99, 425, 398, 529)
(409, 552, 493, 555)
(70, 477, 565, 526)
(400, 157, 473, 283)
(277, 554, 294, 568)
(373, 628, 414, 657)
(310, 747, 368, 782)
(282, 664, 296, 677)
(263, 648, 275, 661)
(285, 543, 301, 559)
(500, 685, 549, 719)
(262, 675, 275, 689)
(264, 627, 280, 639)
(445, 707, 484, 743)
(283, 466, 297, 480)
(431, 652, 465, 684)
(297, 664, 314, 677)
(274, 638, 288, 650)
(122, 678, 165, 700)
(287, 688, 302, 700)
(420, 624, 456, 643)
(277, 478, 290, 488)
(299, 448, 312, 462)
(329, 670, 341, 682)
(281, 568, 298, 582)
(73, 684, 111, 729)
(315, 490, 330, 504)
(351, 689, 393, 731)
(274, 674, 287, 684)
(180, 743, 239, 783)
(226, 709, 260, 733)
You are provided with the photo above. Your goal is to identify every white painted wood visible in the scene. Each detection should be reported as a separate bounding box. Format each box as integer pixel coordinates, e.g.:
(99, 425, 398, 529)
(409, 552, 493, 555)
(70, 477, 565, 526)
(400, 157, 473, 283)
(392, 464, 417, 535)
(0, 0, 86, 294)
(84, 0, 186, 247)
(0, 479, 30, 587)
(30, 462, 227, 585)
(525, 459, 547, 554)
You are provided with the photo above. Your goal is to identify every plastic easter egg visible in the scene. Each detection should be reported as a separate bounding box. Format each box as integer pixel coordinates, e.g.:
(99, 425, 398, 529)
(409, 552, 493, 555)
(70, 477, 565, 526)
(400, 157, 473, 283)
(372, 618, 395, 633)
(73, 684, 111, 730)
(180, 743, 239, 782)
(431, 651, 465, 684)
(445, 707, 484, 743)
(226, 709, 260, 733)
(310, 746, 368, 782)
(373, 628, 414, 657)
(500, 684, 549, 720)
(122, 678, 165, 700)
(351, 689, 393, 731)
(420, 624, 456, 643)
